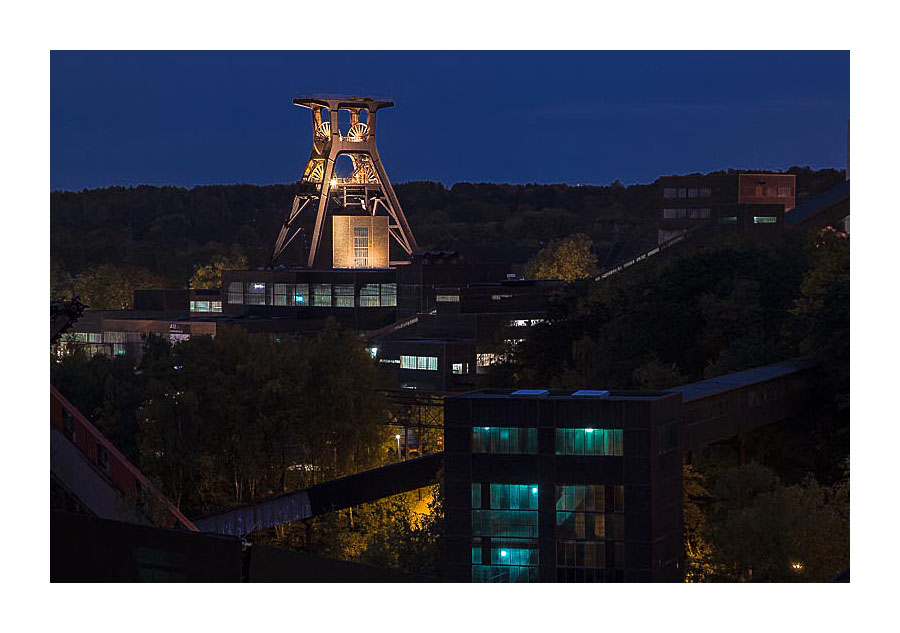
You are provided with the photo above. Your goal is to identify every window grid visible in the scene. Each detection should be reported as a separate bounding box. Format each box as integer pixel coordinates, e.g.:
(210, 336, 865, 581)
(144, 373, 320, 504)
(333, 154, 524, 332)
(334, 284, 355, 308)
(359, 284, 380, 307)
(555, 428, 623, 456)
(471, 427, 538, 454)
(353, 226, 369, 268)
(380, 283, 397, 307)
(313, 284, 332, 307)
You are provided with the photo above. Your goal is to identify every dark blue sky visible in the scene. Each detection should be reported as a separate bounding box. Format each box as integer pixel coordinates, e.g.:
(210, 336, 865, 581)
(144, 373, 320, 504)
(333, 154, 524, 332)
(51, 51, 849, 191)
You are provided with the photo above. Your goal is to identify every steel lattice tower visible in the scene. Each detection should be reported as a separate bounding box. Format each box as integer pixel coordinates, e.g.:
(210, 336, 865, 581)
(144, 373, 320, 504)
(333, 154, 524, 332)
(270, 96, 418, 267)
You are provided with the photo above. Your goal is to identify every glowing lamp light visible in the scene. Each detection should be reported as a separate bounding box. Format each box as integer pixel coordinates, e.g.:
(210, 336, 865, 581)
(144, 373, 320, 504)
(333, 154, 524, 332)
(330, 178, 338, 186)
(500, 550, 508, 558)
(531, 487, 538, 494)
(791, 561, 804, 572)
(483, 427, 490, 430)
(585, 428, 594, 433)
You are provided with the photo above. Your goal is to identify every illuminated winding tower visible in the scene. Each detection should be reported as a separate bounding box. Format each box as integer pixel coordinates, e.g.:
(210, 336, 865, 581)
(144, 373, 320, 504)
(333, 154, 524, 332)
(270, 96, 418, 269)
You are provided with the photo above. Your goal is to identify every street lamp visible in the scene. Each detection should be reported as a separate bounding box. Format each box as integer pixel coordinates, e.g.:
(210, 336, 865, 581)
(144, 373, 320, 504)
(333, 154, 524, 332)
(395, 434, 402, 461)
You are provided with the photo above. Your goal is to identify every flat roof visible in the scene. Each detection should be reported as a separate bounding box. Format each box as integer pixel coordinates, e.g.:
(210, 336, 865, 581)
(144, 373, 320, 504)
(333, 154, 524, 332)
(671, 358, 816, 403)
(448, 388, 675, 401)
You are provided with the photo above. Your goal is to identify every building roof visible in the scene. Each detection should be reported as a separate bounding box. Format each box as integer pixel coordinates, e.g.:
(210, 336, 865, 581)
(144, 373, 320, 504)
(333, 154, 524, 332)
(786, 180, 850, 227)
(671, 358, 816, 403)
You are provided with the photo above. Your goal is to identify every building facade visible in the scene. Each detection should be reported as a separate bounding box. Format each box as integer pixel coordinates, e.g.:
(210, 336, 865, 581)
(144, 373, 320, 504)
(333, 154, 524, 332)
(656, 173, 795, 244)
(443, 389, 683, 583)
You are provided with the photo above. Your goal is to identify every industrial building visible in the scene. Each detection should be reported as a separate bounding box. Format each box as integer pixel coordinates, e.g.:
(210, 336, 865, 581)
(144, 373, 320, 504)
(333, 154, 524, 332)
(656, 172, 796, 245)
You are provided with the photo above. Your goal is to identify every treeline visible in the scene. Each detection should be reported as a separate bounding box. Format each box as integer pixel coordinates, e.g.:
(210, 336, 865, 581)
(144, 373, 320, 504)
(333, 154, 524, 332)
(50, 167, 845, 290)
(493, 227, 850, 579)
(52, 321, 391, 515)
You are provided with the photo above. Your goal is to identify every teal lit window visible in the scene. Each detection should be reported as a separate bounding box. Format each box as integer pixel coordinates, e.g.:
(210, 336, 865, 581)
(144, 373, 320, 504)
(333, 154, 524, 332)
(471, 427, 537, 454)
(472, 537, 482, 564)
(490, 538, 539, 566)
(471, 483, 481, 509)
(490, 484, 539, 510)
(555, 428, 623, 456)
(472, 565, 537, 583)
(294, 283, 309, 306)
(472, 510, 538, 538)
(719, 215, 738, 224)
(753, 216, 777, 224)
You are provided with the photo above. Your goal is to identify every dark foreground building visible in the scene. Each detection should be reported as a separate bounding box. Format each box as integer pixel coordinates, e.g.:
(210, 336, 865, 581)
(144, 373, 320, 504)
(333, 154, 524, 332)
(443, 389, 683, 583)
(442, 359, 816, 583)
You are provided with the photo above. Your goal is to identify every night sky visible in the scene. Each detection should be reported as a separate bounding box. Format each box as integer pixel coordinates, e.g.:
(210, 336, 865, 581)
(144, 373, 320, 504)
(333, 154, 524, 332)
(51, 51, 849, 191)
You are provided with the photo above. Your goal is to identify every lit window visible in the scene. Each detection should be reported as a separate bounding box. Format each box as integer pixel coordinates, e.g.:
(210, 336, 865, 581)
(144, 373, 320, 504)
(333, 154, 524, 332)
(334, 284, 355, 308)
(753, 216, 777, 224)
(274, 283, 293, 306)
(452, 362, 465, 374)
(719, 215, 738, 224)
(211, 301, 222, 313)
(663, 187, 677, 199)
(313, 284, 332, 307)
(189, 300, 196, 311)
(555, 428, 623, 456)
(399, 355, 437, 371)
(227, 282, 243, 304)
(471, 427, 538, 454)
(436, 294, 460, 303)
(353, 226, 369, 267)
(294, 283, 309, 306)
(359, 284, 380, 307)
(380, 283, 397, 307)
(699, 187, 711, 198)
(245, 282, 265, 305)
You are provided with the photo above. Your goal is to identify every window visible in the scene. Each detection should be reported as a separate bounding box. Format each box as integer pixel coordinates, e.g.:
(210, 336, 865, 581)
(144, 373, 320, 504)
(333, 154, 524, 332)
(471, 482, 540, 581)
(719, 215, 738, 224)
(699, 187, 712, 198)
(753, 216, 777, 224)
(688, 208, 710, 219)
(359, 284, 380, 307)
(380, 283, 397, 307)
(274, 283, 292, 306)
(555, 484, 625, 581)
(451, 362, 466, 374)
(227, 282, 243, 304)
(400, 355, 438, 371)
(245, 282, 266, 305)
(471, 427, 538, 454)
(191, 300, 211, 312)
(663, 187, 677, 199)
(294, 283, 309, 306)
(313, 284, 332, 307)
(688, 187, 698, 198)
(353, 226, 369, 267)
(334, 284, 355, 308)
(472, 565, 538, 583)
(662, 208, 686, 219)
(211, 301, 222, 313)
(436, 294, 460, 303)
(555, 428, 623, 456)
(777, 186, 792, 197)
